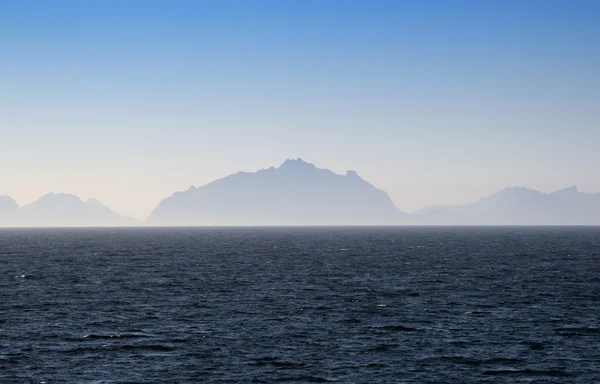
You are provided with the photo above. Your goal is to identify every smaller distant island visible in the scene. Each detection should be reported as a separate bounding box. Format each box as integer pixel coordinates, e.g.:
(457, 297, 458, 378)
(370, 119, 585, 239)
(412, 185, 600, 225)
(0, 193, 137, 227)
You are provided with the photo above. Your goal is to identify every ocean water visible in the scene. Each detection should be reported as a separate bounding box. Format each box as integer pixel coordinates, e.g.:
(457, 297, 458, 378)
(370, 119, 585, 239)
(1, 227, 599, 383)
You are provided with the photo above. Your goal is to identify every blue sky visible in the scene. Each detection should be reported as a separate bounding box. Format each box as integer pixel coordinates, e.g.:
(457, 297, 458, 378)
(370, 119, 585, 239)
(1, 0, 599, 218)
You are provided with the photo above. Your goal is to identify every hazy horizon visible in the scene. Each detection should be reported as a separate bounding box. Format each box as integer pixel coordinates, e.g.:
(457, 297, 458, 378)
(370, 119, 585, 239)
(2, 157, 599, 221)
(2, 157, 600, 227)
(2, 1, 600, 220)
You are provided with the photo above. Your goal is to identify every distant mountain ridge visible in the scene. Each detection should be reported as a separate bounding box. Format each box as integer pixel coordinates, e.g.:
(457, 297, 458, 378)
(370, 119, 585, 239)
(0, 193, 137, 227)
(147, 158, 406, 225)
(412, 185, 600, 225)
(2, 160, 600, 227)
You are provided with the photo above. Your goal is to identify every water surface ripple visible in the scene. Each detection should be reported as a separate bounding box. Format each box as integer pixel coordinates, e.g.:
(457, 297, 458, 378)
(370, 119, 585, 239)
(1, 227, 599, 383)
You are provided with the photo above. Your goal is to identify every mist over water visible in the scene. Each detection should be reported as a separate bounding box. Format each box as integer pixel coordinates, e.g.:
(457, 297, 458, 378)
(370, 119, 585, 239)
(2, 227, 599, 383)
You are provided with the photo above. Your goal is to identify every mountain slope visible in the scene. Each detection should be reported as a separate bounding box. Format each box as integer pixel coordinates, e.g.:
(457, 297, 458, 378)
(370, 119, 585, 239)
(147, 158, 405, 225)
(0, 195, 20, 226)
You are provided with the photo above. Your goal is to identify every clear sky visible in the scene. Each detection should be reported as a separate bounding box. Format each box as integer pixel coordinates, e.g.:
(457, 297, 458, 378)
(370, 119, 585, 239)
(2, 0, 599, 219)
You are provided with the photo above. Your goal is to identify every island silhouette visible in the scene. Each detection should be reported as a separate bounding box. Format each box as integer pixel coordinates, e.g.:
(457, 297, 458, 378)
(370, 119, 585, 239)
(147, 158, 406, 226)
(1, 160, 600, 227)
(0, 193, 138, 227)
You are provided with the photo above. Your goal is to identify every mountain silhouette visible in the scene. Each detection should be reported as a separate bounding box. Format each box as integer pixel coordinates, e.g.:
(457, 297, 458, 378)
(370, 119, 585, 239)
(2, 193, 138, 227)
(147, 158, 405, 225)
(3, 168, 600, 227)
(413, 186, 600, 225)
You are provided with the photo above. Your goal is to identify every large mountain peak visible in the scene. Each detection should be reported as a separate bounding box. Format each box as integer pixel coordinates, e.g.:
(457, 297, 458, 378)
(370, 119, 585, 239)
(279, 158, 317, 171)
(147, 158, 404, 225)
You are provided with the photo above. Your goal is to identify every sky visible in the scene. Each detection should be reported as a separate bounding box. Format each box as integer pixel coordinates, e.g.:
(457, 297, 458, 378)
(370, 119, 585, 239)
(1, 0, 599, 219)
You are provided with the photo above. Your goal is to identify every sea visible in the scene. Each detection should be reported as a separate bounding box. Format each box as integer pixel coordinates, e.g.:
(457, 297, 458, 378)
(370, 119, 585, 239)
(1, 227, 599, 383)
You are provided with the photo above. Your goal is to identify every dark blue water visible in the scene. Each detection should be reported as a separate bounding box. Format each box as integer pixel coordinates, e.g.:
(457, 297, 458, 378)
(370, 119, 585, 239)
(1, 227, 599, 383)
